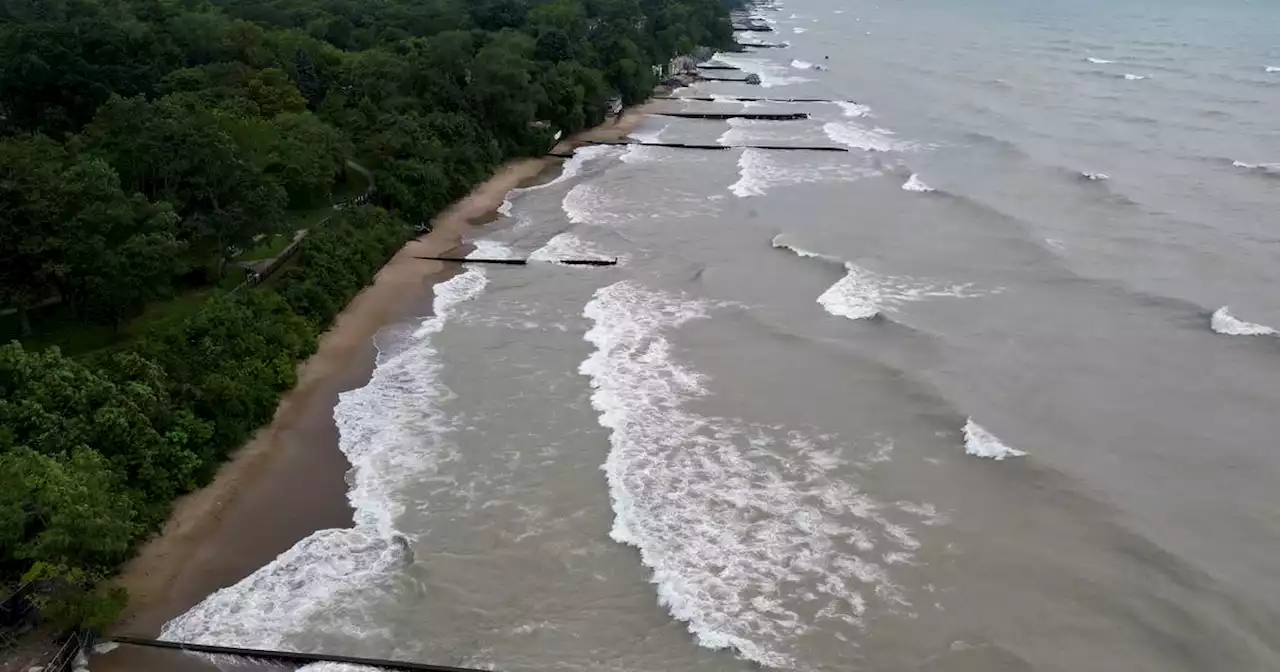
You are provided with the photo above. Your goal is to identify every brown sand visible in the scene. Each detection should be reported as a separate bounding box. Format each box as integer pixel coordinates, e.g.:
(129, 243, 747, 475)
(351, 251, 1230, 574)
(93, 107, 653, 670)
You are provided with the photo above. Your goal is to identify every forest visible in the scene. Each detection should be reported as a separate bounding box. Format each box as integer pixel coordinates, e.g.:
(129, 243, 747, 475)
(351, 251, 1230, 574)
(0, 0, 735, 627)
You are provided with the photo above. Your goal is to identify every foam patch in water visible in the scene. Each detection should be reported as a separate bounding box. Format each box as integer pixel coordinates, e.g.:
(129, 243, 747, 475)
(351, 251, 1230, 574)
(823, 121, 913, 152)
(835, 101, 872, 118)
(581, 281, 942, 666)
(499, 145, 617, 218)
(793, 26, 807, 33)
(901, 174, 934, 192)
(712, 52, 812, 88)
(1211, 307, 1276, 336)
(529, 233, 620, 264)
(1080, 171, 1111, 181)
(466, 240, 518, 259)
(791, 59, 815, 70)
(163, 269, 490, 647)
(1265, 66, 1280, 73)
(1086, 57, 1114, 64)
(731, 148, 877, 197)
(773, 235, 991, 319)
(962, 419, 1027, 460)
(1123, 73, 1148, 80)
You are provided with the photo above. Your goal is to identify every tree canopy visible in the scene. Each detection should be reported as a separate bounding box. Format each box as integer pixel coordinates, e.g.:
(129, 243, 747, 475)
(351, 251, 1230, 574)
(0, 0, 735, 628)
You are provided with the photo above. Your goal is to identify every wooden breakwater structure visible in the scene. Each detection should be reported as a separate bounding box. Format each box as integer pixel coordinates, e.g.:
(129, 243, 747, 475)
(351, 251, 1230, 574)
(582, 140, 850, 153)
(415, 256, 618, 266)
(732, 23, 773, 31)
(701, 76, 757, 82)
(110, 636, 488, 672)
(697, 64, 740, 70)
(740, 42, 788, 48)
(654, 111, 809, 120)
(654, 96, 854, 103)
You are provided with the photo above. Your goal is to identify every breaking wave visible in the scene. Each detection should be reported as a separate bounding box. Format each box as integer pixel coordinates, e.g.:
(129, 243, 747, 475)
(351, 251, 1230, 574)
(901, 174, 934, 192)
(712, 52, 812, 87)
(963, 419, 1027, 460)
(1266, 66, 1280, 73)
(732, 148, 877, 197)
(162, 269, 491, 649)
(772, 235, 991, 319)
(835, 101, 871, 118)
(823, 121, 913, 152)
(1231, 160, 1280, 176)
(793, 26, 807, 33)
(499, 145, 616, 216)
(1211, 307, 1276, 336)
(529, 232, 620, 265)
(581, 281, 942, 667)
(1080, 171, 1111, 181)
(1087, 57, 1115, 64)
(1123, 73, 1148, 81)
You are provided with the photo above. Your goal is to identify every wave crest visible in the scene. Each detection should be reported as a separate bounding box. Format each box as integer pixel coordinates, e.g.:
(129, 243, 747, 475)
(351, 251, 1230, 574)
(1211, 307, 1276, 336)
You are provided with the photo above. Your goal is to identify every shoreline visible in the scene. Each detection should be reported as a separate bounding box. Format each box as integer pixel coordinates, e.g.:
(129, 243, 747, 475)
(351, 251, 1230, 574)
(92, 105, 655, 670)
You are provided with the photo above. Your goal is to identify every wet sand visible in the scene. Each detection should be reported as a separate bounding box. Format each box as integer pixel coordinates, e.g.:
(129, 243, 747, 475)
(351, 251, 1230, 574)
(93, 108, 653, 671)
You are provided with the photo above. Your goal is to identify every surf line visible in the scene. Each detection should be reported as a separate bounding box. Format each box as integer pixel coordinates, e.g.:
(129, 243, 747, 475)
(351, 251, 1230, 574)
(415, 256, 618, 266)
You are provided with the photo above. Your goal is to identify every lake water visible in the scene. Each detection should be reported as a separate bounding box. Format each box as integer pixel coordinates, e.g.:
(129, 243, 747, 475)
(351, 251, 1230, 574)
(161, 0, 1280, 670)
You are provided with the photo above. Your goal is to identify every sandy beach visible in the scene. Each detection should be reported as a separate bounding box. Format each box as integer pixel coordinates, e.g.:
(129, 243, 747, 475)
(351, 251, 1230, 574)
(92, 106, 653, 671)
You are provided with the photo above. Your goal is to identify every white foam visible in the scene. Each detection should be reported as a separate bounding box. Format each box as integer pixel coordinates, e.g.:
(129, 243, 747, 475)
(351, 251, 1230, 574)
(1123, 73, 1147, 80)
(774, 236, 990, 319)
(164, 269, 490, 646)
(793, 26, 807, 33)
(1086, 57, 1114, 64)
(529, 232, 619, 264)
(466, 240, 517, 259)
(835, 101, 872, 118)
(629, 123, 669, 144)
(962, 419, 1027, 460)
(1080, 171, 1110, 181)
(1265, 66, 1280, 73)
(901, 174, 934, 192)
(561, 183, 607, 224)
(790, 59, 815, 70)
(731, 148, 877, 197)
(1232, 160, 1280, 174)
(1211, 307, 1277, 336)
(823, 121, 911, 152)
(712, 52, 811, 88)
(499, 145, 616, 218)
(581, 281, 939, 666)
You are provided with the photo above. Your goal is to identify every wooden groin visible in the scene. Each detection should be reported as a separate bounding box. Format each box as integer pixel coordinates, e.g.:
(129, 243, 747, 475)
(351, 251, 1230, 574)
(732, 24, 773, 32)
(701, 76, 756, 82)
(655, 111, 809, 120)
(741, 42, 788, 49)
(654, 96, 854, 103)
(415, 256, 618, 266)
(583, 140, 849, 153)
(110, 636, 485, 672)
(697, 64, 740, 70)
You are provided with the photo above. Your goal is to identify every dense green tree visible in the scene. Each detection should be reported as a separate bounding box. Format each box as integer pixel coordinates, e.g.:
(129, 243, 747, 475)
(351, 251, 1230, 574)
(0, 0, 736, 628)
